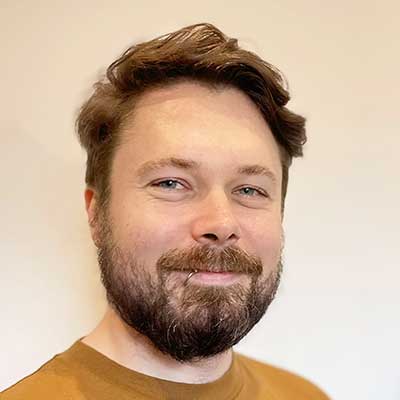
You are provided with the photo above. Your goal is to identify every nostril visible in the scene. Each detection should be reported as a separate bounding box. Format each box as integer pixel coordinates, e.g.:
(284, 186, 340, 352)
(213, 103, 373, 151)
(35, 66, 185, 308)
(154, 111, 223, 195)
(203, 233, 218, 241)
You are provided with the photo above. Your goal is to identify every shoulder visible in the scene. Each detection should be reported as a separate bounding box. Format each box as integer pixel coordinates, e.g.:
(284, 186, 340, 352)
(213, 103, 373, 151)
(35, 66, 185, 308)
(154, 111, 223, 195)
(1, 356, 84, 400)
(235, 352, 331, 400)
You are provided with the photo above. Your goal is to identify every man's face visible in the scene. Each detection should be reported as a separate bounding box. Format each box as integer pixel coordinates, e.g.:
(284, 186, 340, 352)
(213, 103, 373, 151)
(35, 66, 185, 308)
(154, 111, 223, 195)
(92, 81, 284, 362)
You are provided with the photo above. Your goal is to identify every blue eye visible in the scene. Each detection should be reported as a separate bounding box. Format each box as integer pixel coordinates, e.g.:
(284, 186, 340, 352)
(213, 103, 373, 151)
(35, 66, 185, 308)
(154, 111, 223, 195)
(237, 187, 267, 197)
(153, 179, 185, 190)
(150, 181, 268, 199)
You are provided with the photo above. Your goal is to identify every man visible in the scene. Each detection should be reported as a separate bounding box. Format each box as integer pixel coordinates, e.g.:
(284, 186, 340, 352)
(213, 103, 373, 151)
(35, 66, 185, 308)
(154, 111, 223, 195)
(2, 23, 330, 399)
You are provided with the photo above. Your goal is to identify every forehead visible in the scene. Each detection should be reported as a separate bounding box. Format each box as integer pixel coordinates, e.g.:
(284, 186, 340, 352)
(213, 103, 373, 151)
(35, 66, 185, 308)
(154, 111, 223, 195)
(115, 80, 282, 179)
(123, 80, 268, 135)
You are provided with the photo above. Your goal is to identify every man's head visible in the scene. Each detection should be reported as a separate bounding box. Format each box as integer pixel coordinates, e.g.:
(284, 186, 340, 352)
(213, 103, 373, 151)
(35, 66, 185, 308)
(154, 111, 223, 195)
(76, 23, 306, 363)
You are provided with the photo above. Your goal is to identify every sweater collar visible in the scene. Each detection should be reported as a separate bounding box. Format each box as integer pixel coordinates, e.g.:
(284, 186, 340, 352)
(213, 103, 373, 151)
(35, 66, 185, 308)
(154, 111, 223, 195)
(63, 338, 244, 400)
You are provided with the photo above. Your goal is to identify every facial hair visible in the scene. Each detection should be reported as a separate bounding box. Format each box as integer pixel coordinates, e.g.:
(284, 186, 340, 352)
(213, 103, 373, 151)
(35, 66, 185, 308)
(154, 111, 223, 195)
(96, 211, 283, 363)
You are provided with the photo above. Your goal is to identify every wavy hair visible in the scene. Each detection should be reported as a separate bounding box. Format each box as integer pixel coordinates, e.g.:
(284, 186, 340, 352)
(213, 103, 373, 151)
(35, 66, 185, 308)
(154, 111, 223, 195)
(76, 23, 306, 212)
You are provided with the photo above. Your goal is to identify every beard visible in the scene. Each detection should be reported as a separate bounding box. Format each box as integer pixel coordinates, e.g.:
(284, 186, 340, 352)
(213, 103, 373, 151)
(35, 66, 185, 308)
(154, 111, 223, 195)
(96, 210, 283, 363)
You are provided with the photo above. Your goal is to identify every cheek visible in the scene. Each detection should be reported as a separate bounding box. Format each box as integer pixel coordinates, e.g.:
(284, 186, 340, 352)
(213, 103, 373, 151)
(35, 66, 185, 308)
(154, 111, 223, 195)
(109, 200, 186, 260)
(242, 216, 283, 267)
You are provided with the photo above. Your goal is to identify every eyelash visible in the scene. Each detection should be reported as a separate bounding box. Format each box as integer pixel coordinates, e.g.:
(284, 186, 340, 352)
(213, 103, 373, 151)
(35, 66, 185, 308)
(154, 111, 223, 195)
(151, 179, 268, 198)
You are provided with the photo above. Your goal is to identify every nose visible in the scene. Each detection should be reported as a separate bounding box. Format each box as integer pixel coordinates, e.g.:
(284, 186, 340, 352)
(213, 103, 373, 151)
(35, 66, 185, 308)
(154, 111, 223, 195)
(190, 190, 241, 247)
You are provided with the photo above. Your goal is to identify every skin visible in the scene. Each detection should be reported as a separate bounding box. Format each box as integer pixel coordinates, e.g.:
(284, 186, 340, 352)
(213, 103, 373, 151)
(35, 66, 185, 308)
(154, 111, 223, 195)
(82, 81, 284, 384)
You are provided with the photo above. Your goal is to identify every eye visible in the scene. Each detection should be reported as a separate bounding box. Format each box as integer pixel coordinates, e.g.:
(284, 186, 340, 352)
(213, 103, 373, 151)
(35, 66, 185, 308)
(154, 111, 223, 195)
(151, 179, 186, 190)
(236, 186, 268, 198)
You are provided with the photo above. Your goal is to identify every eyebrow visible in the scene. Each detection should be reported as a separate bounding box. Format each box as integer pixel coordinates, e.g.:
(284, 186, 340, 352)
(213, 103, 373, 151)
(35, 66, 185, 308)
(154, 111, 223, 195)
(237, 164, 277, 184)
(136, 157, 277, 183)
(136, 157, 200, 177)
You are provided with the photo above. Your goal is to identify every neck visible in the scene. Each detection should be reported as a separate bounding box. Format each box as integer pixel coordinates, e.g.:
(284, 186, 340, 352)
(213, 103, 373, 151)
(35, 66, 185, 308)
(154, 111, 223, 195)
(81, 306, 233, 384)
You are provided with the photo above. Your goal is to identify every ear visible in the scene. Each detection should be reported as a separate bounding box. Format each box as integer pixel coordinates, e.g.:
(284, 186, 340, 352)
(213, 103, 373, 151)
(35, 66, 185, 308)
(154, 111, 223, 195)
(84, 187, 100, 246)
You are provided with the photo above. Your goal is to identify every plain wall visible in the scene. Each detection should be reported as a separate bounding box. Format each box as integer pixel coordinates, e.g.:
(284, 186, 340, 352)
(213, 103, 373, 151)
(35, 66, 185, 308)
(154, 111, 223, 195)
(1, 1, 399, 399)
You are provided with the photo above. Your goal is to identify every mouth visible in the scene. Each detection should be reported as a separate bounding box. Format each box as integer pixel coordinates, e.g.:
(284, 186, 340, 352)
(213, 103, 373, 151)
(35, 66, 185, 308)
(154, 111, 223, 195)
(183, 270, 244, 286)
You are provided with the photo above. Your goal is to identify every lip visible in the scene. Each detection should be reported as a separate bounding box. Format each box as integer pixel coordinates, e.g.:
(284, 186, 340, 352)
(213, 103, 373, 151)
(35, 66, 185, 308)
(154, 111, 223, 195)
(189, 271, 243, 285)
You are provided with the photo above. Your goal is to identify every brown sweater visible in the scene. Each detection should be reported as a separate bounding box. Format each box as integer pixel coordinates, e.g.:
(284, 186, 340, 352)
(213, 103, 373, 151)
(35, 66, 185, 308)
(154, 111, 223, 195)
(1, 339, 330, 399)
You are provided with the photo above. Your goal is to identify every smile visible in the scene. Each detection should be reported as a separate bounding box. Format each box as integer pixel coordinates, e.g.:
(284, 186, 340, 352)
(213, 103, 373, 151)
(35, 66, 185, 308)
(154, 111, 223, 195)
(184, 270, 244, 286)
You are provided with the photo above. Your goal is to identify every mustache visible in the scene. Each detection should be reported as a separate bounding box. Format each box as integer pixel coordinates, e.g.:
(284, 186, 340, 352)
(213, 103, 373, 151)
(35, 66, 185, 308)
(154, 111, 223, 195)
(157, 245, 263, 276)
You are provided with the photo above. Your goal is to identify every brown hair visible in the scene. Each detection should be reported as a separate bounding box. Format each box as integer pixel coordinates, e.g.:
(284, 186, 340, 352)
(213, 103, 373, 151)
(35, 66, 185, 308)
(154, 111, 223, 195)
(75, 23, 306, 212)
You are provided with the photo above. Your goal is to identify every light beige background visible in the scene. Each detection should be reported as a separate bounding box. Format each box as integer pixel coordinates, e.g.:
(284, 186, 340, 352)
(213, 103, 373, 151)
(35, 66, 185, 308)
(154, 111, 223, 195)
(1, 1, 399, 399)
